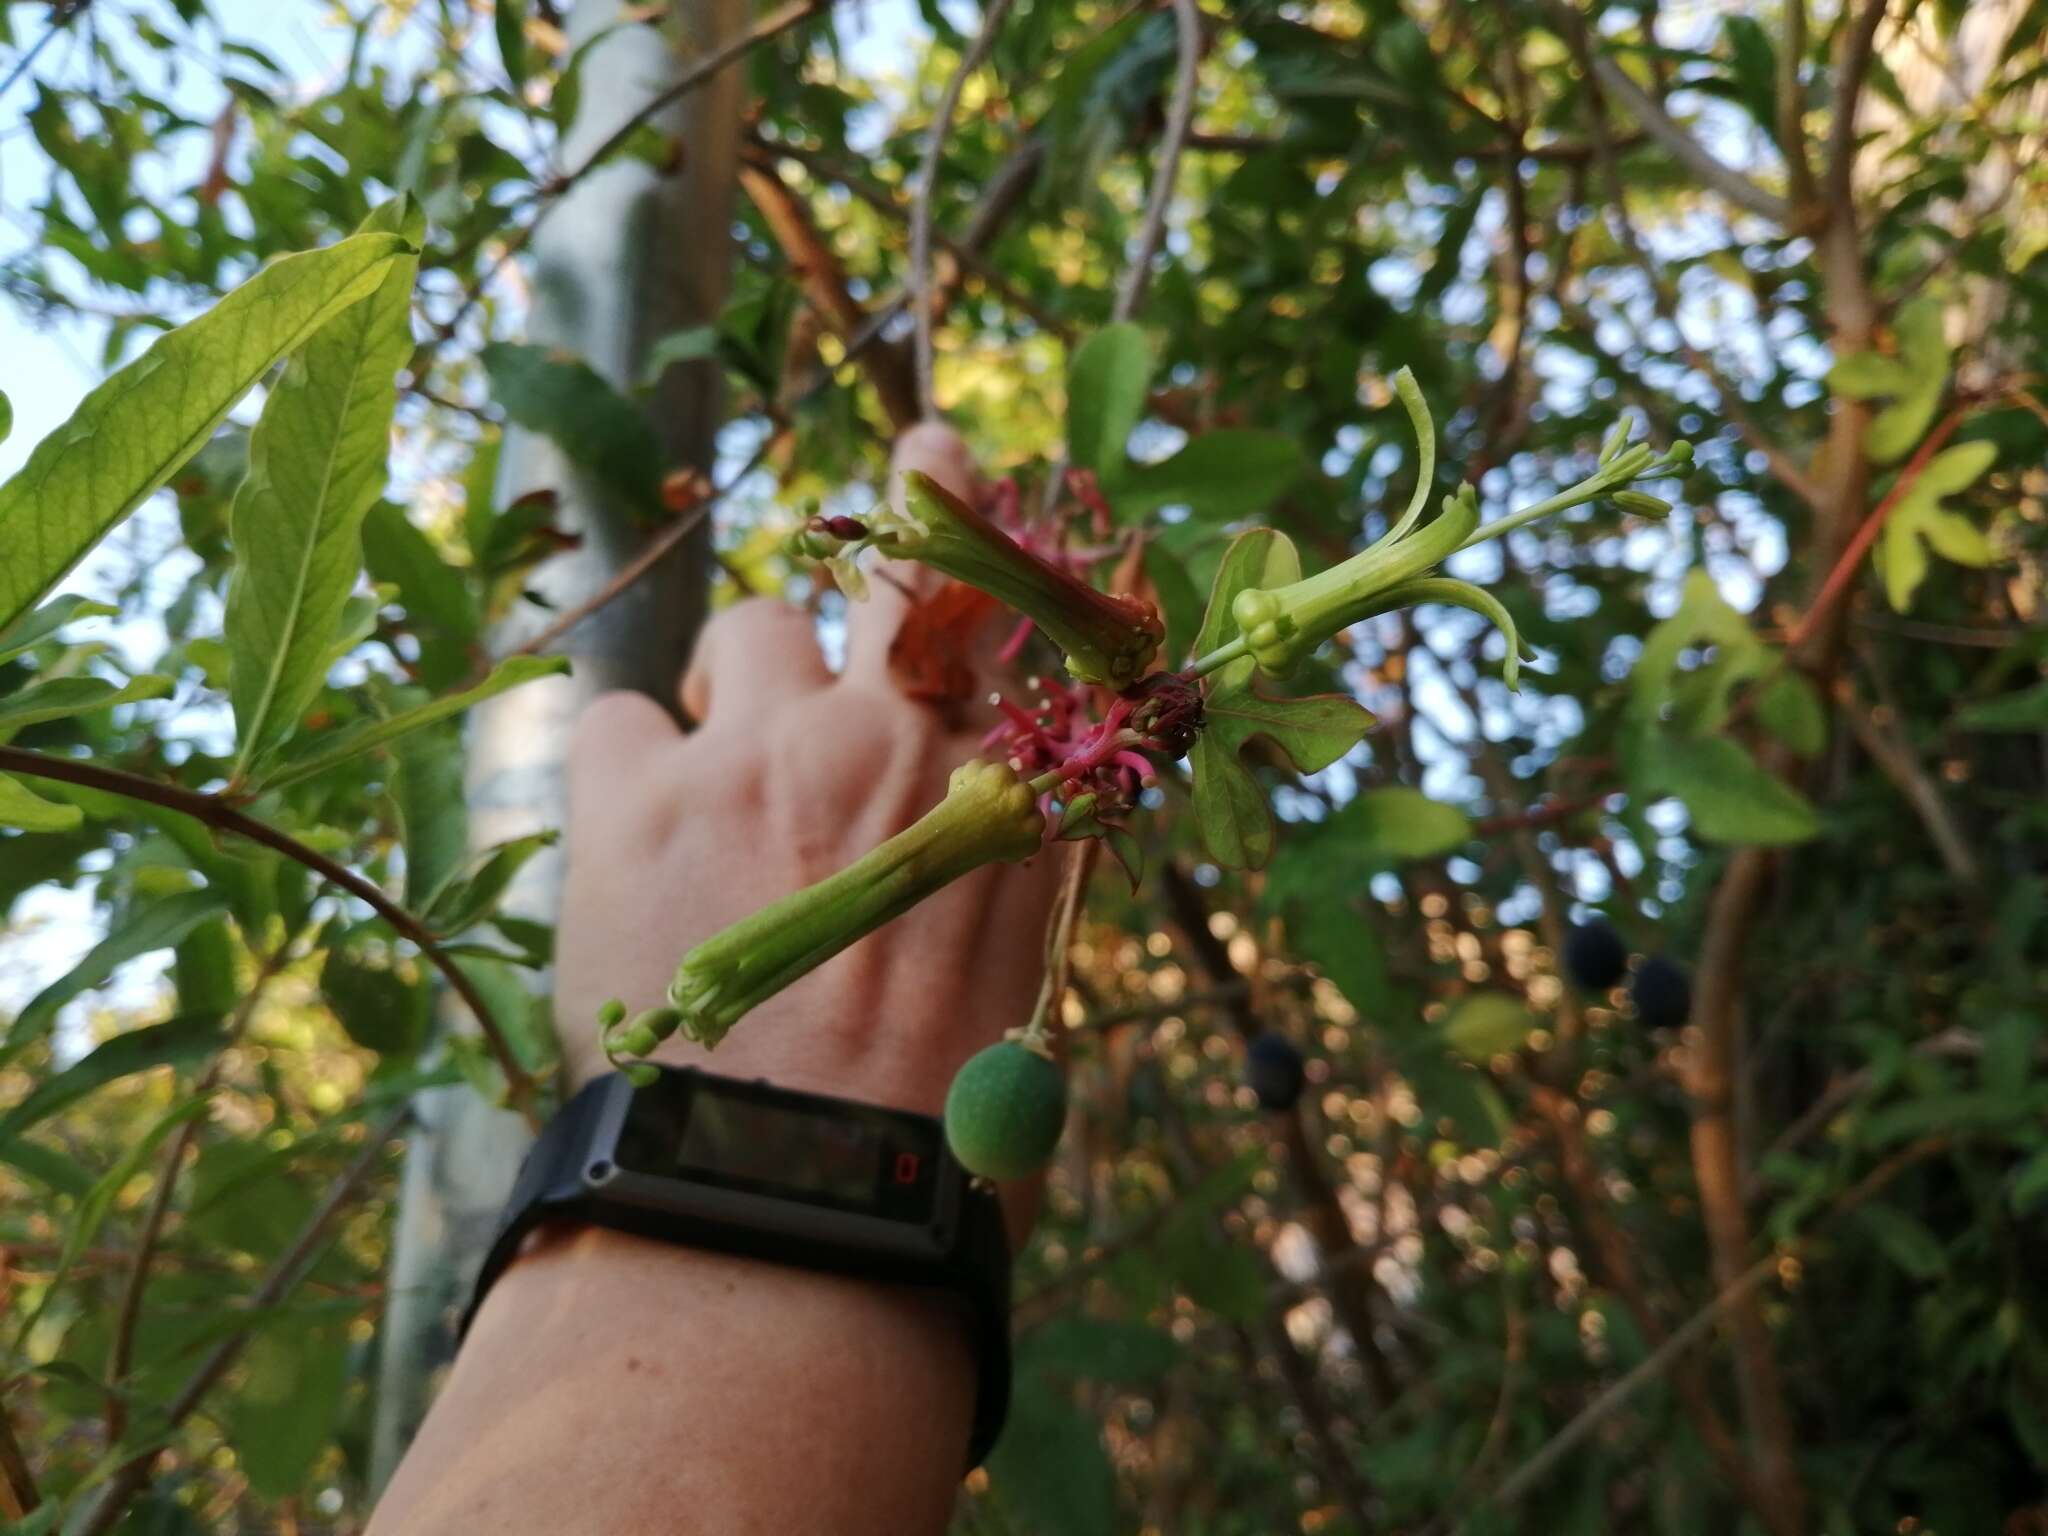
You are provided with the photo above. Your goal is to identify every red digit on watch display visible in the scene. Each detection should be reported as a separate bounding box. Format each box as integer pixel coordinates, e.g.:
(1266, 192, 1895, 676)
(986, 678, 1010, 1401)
(894, 1152, 921, 1185)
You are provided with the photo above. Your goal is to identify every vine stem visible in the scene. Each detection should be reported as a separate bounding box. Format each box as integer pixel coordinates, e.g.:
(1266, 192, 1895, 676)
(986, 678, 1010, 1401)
(1779, 402, 1969, 657)
(1021, 840, 1097, 1043)
(103, 942, 295, 1445)
(910, 0, 1019, 417)
(71, 1108, 411, 1536)
(1111, 0, 1202, 323)
(0, 747, 540, 1127)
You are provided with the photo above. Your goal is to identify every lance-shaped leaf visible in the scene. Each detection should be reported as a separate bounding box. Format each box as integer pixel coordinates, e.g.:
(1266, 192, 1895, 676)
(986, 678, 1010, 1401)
(1067, 323, 1153, 476)
(1189, 529, 1373, 869)
(0, 673, 172, 735)
(254, 654, 570, 792)
(0, 596, 116, 665)
(3, 886, 229, 1052)
(1875, 439, 1998, 613)
(0, 229, 414, 633)
(0, 774, 84, 832)
(227, 199, 423, 777)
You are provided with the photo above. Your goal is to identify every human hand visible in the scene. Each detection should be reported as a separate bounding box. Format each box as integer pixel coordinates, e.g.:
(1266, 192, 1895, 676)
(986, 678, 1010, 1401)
(554, 425, 1063, 1125)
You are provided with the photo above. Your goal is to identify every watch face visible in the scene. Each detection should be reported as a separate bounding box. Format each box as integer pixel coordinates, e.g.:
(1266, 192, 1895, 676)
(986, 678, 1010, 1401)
(612, 1071, 944, 1224)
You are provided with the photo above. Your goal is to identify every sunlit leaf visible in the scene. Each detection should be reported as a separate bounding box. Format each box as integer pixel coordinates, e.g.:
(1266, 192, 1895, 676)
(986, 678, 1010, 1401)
(1875, 439, 1998, 612)
(1441, 991, 1532, 1062)
(0, 230, 414, 632)
(255, 654, 569, 792)
(226, 199, 422, 776)
(4, 886, 229, 1051)
(0, 774, 85, 832)
(0, 595, 116, 665)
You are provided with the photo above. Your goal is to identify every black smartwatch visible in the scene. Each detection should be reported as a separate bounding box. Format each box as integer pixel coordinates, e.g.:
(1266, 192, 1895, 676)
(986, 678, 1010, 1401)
(461, 1065, 1013, 1467)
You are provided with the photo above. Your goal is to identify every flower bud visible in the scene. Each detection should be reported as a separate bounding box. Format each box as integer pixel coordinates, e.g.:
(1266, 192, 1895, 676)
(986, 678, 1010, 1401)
(1613, 491, 1673, 519)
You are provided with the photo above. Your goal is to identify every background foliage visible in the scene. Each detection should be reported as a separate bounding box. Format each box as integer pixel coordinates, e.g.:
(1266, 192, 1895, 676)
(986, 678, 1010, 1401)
(1, 0, 2045, 1532)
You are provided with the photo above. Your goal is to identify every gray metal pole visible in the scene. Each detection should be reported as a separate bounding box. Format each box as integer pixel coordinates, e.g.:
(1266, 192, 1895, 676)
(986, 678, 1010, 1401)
(371, 0, 743, 1485)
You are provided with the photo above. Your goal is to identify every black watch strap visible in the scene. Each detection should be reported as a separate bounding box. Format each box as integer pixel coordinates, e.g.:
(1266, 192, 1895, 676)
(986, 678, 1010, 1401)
(460, 1071, 1013, 1468)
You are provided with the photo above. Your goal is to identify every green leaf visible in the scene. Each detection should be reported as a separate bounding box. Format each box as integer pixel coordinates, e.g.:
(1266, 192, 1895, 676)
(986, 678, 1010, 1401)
(1334, 787, 1471, 862)
(0, 1136, 92, 1197)
(1629, 569, 1770, 727)
(1827, 351, 1912, 399)
(0, 388, 10, 447)
(1022, 1317, 1180, 1383)
(1194, 687, 1374, 870)
(1637, 731, 1821, 846)
(1066, 322, 1152, 476)
(0, 1012, 228, 1144)
(1875, 440, 1998, 613)
(1831, 296, 1951, 464)
(0, 673, 172, 735)
(226, 1317, 351, 1498)
(4, 887, 229, 1050)
(17, 1098, 209, 1345)
(256, 654, 570, 792)
(1189, 529, 1370, 867)
(985, 1377, 1117, 1536)
(482, 341, 664, 514)
(362, 500, 479, 687)
(0, 595, 117, 665)
(321, 949, 430, 1057)
(0, 775, 85, 832)
(423, 830, 558, 935)
(1193, 527, 1298, 659)
(494, 0, 528, 89)
(639, 325, 722, 385)
(1853, 1203, 1948, 1280)
(1441, 992, 1532, 1062)
(1113, 430, 1306, 523)
(394, 714, 469, 909)
(0, 229, 415, 633)
(1956, 682, 2048, 732)
(226, 200, 422, 777)
(1755, 668, 1827, 756)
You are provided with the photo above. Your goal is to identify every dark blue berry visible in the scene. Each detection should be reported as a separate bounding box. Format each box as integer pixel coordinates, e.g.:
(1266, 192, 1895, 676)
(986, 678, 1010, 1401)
(1563, 920, 1630, 991)
(1631, 954, 1692, 1030)
(1246, 1033, 1306, 1111)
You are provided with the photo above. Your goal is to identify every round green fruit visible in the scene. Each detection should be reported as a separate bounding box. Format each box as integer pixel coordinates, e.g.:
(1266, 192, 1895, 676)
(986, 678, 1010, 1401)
(944, 1041, 1067, 1180)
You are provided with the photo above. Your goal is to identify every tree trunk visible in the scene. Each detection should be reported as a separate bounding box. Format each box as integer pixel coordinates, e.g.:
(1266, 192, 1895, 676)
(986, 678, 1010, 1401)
(370, 0, 743, 1486)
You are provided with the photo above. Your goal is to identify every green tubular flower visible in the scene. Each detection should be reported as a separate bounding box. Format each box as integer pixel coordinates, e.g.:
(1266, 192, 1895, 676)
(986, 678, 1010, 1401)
(1189, 382, 1690, 687)
(882, 472, 1163, 686)
(1221, 485, 1481, 679)
(661, 760, 1045, 1049)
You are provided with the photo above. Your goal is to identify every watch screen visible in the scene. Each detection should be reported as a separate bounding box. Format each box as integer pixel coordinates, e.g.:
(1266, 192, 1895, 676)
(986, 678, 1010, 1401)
(612, 1071, 943, 1223)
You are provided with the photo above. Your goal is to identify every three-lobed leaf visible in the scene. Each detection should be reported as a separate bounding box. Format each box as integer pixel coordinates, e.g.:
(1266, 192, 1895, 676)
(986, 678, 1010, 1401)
(1876, 439, 1998, 613)
(1827, 296, 1950, 464)
(226, 199, 423, 778)
(1634, 729, 1821, 846)
(0, 230, 415, 633)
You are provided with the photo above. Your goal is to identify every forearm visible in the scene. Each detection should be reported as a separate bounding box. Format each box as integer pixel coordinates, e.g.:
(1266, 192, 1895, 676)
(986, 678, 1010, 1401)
(369, 1225, 975, 1535)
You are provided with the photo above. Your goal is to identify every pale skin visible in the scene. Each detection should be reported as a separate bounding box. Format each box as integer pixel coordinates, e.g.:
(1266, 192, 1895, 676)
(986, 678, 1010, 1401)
(368, 426, 1060, 1536)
